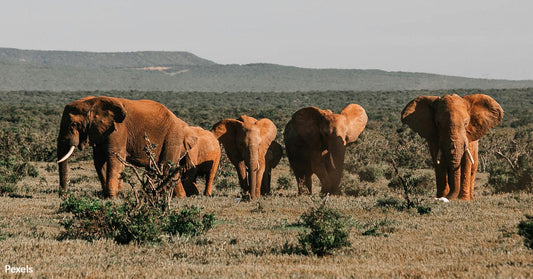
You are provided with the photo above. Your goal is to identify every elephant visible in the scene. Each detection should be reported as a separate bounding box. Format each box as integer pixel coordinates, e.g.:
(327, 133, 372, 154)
(212, 115, 281, 199)
(401, 94, 503, 201)
(176, 126, 221, 197)
(57, 96, 195, 198)
(284, 104, 368, 195)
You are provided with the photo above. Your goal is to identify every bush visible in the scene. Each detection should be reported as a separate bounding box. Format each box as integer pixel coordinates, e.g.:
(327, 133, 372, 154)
(357, 165, 384, 182)
(276, 175, 293, 190)
(58, 140, 215, 244)
(340, 172, 379, 197)
(298, 205, 352, 257)
(486, 128, 533, 194)
(388, 172, 434, 195)
(165, 206, 215, 237)
(58, 195, 215, 244)
(518, 215, 533, 249)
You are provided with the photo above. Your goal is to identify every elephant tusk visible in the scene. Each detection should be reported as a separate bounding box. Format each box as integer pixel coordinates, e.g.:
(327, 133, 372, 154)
(466, 148, 475, 165)
(436, 149, 442, 165)
(58, 146, 76, 163)
(329, 152, 336, 169)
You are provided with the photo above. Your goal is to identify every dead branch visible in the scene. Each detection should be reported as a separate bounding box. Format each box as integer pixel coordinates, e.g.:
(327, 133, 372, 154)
(112, 152, 141, 204)
(391, 159, 414, 209)
(496, 149, 517, 171)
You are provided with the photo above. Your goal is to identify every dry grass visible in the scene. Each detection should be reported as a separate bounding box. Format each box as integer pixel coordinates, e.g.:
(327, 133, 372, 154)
(1, 161, 533, 278)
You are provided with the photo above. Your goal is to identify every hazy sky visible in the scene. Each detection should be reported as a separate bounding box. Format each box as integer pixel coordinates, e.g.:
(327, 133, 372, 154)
(1, 0, 532, 80)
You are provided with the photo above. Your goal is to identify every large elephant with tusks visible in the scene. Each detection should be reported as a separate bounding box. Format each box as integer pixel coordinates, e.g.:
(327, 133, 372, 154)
(57, 96, 196, 198)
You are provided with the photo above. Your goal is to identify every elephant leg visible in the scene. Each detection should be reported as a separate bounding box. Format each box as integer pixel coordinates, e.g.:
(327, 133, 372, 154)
(204, 160, 218, 196)
(435, 163, 449, 198)
(236, 161, 249, 193)
(188, 169, 201, 196)
(469, 141, 479, 200)
(93, 146, 107, 191)
(294, 168, 311, 195)
(105, 152, 125, 198)
(254, 168, 266, 199)
(315, 165, 331, 194)
(458, 155, 472, 200)
(429, 141, 448, 198)
(261, 168, 272, 195)
(174, 179, 187, 198)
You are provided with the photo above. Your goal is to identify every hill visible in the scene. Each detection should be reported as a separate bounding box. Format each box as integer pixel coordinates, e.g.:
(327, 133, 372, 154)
(1, 47, 532, 92)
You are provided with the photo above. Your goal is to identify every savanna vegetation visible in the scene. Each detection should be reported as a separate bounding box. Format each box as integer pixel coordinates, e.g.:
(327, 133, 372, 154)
(3, 47, 533, 92)
(1, 88, 533, 277)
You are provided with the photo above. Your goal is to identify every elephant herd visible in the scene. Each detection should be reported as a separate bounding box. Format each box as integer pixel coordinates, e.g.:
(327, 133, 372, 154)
(57, 94, 503, 201)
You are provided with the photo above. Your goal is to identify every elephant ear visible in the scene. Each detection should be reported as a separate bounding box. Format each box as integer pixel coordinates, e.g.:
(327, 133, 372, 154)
(289, 106, 326, 142)
(95, 97, 127, 123)
(181, 129, 199, 168)
(464, 94, 503, 141)
(85, 97, 127, 142)
(212, 119, 244, 163)
(267, 141, 282, 169)
(401, 96, 440, 141)
(257, 118, 277, 148)
(183, 130, 198, 151)
(340, 104, 368, 144)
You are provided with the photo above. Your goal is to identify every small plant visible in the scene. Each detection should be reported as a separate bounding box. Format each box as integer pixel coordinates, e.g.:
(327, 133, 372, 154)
(361, 219, 397, 237)
(341, 172, 378, 197)
(357, 164, 384, 182)
(216, 178, 237, 191)
(165, 206, 215, 237)
(376, 196, 402, 209)
(276, 175, 293, 190)
(250, 202, 265, 213)
(298, 205, 352, 257)
(518, 214, 533, 249)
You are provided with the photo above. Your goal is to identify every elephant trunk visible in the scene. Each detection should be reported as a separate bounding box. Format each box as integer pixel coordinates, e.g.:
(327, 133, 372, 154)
(248, 146, 260, 199)
(57, 127, 79, 195)
(325, 137, 346, 194)
(445, 141, 465, 199)
(57, 142, 74, 194)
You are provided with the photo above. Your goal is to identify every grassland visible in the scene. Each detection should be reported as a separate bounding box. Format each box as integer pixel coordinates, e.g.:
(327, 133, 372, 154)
(1, 89, 532, 277)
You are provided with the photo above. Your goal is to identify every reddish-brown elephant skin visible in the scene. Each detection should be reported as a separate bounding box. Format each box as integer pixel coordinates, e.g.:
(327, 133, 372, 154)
(401, 94, 503, 201)
(212, 115, 281, 199)
(177, 126, 221, 197)
(57, 96, 194, 198)
(284, 104, 368, 195)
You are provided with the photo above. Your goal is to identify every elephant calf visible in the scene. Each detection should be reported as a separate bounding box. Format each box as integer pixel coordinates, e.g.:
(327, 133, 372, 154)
(176, 126, 221, 197)
(212, 115, 282, 199)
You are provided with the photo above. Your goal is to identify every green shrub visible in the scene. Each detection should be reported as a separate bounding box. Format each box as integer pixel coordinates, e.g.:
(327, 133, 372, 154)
(276, 175, 293, 190)
(341, 172, 378, 197)
(216, 178, 238, 191)
(298, 205, 352, 257)
(361, 219, 397, 237)
(376, 196, 402, 209)
(165, 206, 215, 237)
(518, 215, 533, 249)
(58, 195, 215, 244)
(58, 140, 215, 244)
(388, 172, 434, 195)
(357, 165, 384, 182)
